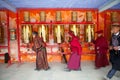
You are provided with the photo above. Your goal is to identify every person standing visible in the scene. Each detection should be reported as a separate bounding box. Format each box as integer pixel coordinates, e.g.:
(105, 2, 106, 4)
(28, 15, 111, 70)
(94, 30, 109, 69)
(60, 41, 69, 64)
(32, 31, 49, 71)
(65, 31, 82, 71)
(104, 23, 120, 80)
(60, 47, 67, 64)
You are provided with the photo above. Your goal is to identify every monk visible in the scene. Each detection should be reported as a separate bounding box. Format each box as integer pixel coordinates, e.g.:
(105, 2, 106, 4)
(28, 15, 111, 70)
(65, 31, 82, 71)
(32, 31, 49, 71)
(94, 30, 109, 69)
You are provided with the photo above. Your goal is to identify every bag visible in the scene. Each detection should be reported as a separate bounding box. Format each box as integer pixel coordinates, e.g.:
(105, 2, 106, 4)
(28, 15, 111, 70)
(4, 53, 10, 63)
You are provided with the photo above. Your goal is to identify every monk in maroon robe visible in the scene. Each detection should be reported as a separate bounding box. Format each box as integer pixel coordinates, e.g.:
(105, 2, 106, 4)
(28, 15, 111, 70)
(95, 30, 109, 69)
(66, 31, 82, 71)
(32, 31, 49, 71)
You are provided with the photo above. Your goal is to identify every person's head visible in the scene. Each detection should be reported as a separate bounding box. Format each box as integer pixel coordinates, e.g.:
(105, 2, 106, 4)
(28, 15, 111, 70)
(97, 33, 102, 37)
(68, 30, 75, 38)
(111, 23, 120, 34)
(96, 30, 103, 37)
(32, 31, 38, 38)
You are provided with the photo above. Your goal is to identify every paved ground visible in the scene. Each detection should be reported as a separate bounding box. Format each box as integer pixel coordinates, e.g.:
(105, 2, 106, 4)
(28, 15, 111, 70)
(0, 61, 120, 80)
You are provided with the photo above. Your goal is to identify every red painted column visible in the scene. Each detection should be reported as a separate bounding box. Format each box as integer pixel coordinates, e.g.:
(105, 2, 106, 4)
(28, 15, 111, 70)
(104, 12, 107, 39)
(50, 20, 52, 34)
(7, 10, 11, 66)
(97, 10, 99, 31)
(16, 10, 21, 63)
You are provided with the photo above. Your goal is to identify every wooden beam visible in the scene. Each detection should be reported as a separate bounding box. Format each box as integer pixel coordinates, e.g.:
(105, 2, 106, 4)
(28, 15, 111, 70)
(0, 0, 16, 12)
(99, 0, 120, 12)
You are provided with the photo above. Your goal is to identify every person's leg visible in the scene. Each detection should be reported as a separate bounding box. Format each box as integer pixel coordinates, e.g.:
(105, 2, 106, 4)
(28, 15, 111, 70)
(35, 54, 39, 70)
(107, 68, 117, 79)
(35, 52, 38, 69)
(63, 54, 67, 64)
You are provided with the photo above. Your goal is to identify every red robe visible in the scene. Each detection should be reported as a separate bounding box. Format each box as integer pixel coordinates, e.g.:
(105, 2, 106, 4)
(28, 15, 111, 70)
(32, 36, 49, 70)
(70, 37, 82, 55)
(95, 36, 109, 68)
(67, 36, 82, 70)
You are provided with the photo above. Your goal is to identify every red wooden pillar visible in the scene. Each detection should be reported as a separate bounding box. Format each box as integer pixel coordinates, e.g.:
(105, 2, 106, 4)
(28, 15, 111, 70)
(50, 20, 53, 34)
(6, 10, 11, 67)
(16, 10, 21, 63)
(104, 12, 107, 39)
(97, 10, 99, 31)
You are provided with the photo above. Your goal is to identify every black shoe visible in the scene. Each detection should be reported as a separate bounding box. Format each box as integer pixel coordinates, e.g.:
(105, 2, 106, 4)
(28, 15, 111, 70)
(34, 68, 37, 70)
(95, 67, 100, 69)
(48, 66, 50, 69)
(44, 68, 50, 71)
(104, 76, 110, 80)
(78, 68, 82, 71)
(34, 68, 40, 71)
(64, 68, 71, 72)
(74, 68, 82, 71)
(44, 67, 50, 71)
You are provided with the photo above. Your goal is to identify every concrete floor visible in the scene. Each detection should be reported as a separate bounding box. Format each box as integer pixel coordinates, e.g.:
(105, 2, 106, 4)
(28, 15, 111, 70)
(0, 61, 119, 80)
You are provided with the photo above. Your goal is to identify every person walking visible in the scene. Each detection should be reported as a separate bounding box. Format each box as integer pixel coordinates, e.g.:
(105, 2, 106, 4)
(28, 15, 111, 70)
(94, 30, 109, 69)
(32, 31, 49, 71)
(65, 31, 82, 71)
(104, 23, 120, 80)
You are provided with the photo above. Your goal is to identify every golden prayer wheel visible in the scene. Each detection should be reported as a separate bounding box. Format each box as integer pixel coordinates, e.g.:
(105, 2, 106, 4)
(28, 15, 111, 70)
(10, 29, 16, 40)
(86, 11, 92, 22)
(53, 25, 64, 43)
(69, 24, 80, 37)
(85, 25, 94, 42)
(22, 25, 32, 43)
(38, 25, 49, 42)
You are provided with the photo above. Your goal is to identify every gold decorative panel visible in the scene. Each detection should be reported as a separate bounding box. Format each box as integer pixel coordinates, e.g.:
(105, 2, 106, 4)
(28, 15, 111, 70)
(21, 25, 32, 43)
(56, 11, 61, 21)
(24, 11, 30, 22)
(69, 24, 80, 42)
(86, 11, 92, 22)
(38, 25, 49, 42)
(40, 11, 46, 22)
(10, 29, 16, 40)
(111, 12, 118, 22)
(53, 25, 64, 43)
(85, 25, 94, 42)
(71, 11, 77, 22)
(69, 24, 80, 37)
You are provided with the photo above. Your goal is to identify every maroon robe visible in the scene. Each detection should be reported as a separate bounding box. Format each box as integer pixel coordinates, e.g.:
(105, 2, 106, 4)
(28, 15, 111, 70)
(67, 31, 82, 70)
(95, 36, 109, 68)
(32, 36, 49, 70)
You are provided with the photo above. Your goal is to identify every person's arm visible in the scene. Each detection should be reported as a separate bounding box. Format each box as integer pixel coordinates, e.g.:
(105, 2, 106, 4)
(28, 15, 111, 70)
(92, 39, 96, 44)
(33, 38, 42, 51)
(74, 42, 82, 55)
(118, 46, 120, 50)
(102, 38, 109, 49)
(109, 37, 113, 50)
(32, 40, 38, 51)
